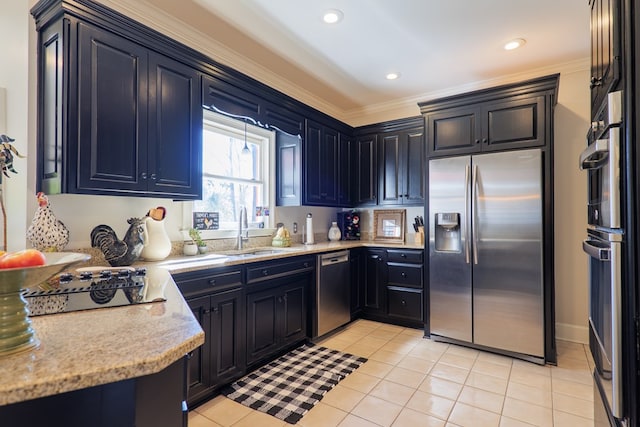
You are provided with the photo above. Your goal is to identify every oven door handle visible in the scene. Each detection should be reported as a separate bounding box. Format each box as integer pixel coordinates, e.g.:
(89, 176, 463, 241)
(579, 138, 609, 170)
(582, 239, 611, 261)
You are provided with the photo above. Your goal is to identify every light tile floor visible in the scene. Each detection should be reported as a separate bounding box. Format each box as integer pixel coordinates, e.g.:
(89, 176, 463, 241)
(189, 320, 595, 427)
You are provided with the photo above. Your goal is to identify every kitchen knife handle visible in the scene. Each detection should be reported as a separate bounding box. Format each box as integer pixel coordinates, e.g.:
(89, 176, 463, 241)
(472, 165, 479, 265)
(464, 164, 470, 264)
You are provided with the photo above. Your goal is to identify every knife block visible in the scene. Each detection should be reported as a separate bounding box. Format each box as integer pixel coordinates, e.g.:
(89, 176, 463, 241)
(414, 226, 425, 245)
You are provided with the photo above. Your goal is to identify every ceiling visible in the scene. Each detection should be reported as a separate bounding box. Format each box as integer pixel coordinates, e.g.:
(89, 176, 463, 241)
(126, 0, 590, 125)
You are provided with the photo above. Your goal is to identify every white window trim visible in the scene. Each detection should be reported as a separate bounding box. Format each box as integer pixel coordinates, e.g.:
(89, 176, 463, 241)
(181, 110, 276, 241)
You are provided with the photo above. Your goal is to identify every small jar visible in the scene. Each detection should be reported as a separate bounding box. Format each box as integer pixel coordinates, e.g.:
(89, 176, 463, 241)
(328, 222, 341, 241)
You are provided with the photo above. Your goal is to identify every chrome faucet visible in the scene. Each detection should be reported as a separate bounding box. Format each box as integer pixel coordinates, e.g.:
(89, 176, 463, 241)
(237, 206, 249, 250)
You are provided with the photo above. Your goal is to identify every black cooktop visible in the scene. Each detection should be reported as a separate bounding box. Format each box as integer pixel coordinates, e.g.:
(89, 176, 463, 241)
(23, 268, 166, 316)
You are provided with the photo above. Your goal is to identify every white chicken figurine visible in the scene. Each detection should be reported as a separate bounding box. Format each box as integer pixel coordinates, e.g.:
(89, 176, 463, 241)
(27, 192, 70, 252)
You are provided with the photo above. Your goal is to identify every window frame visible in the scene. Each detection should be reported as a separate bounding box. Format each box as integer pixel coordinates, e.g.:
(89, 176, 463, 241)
(181, 110, 276, 240)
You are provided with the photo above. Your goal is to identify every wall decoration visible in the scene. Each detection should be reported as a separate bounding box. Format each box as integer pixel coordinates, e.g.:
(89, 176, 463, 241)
(193, 211, 219, 230)
(373, 209, 406, 243)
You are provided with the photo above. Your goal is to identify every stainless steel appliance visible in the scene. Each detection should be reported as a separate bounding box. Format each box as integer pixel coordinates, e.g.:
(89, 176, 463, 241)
(580, 91, 622, 230)
(429, 149, 545, 361)
(316, 251, 350, 337)
(23, 268, 166, 316)
(580, 90, 625, 424)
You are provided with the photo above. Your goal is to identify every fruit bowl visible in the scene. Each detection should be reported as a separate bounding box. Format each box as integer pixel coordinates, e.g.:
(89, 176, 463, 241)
(0, 252, 90, 356)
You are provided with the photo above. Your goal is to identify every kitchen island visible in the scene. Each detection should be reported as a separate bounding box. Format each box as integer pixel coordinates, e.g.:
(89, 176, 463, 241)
(0, 268, 204, 426)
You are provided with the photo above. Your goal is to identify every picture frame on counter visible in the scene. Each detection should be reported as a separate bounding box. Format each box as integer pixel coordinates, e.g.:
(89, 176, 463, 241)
(373, 209, 405, 243)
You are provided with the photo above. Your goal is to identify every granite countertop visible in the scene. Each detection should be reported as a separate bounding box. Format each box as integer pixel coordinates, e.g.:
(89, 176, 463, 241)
(0, 240, 420, 406)
(154, 240, 425, 274)
(0, 268, 204, 406)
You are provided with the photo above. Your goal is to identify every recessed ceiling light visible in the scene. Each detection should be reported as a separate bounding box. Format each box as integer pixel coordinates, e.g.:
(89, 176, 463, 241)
(323, 9, 343, 24)
(386, 72, 400, 80)
(504, 38, 526, 50)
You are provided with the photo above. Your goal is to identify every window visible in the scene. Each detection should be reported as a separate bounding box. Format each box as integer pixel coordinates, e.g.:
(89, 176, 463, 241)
(188, 110, 274, 237)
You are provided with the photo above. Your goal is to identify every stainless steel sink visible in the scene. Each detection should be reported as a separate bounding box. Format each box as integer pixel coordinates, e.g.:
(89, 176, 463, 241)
(233, 248, 289, 257)
(157, 253, 230, 268)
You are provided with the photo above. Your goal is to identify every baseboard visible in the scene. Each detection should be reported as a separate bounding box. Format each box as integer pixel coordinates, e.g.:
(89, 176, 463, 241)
(555, 322, 589, 344)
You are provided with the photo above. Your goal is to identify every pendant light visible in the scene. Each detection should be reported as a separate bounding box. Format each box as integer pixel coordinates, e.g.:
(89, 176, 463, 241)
(241, 121, 250, 155)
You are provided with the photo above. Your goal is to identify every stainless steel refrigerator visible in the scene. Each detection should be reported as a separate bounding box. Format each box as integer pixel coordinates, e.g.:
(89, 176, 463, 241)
(428, 149, 544, 361)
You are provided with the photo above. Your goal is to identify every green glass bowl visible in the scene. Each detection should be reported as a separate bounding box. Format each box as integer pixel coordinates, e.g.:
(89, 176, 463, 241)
(0, 252, 90, 356)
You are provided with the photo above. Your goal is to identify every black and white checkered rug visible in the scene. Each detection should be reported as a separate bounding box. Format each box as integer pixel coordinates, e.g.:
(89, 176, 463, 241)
(222, 343, 367, 424)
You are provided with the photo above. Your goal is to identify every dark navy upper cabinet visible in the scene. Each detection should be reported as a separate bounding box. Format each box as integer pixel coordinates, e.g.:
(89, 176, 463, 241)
(35, 14, 202, 199)
(75, 22, 150, 194)
(263, 102, 305, 137)
(337, 133, 352, 207)
(378, 127, 424, 206)
(589, 0, 620, 117)
(275, 132, 302, 207)
(421, 75, 558, 158)
(202, 74, 262, 121)
(352, 134, 378, 206)
(304, 120, 339, 206)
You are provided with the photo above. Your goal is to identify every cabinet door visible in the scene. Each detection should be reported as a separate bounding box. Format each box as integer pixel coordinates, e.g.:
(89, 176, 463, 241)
(147, 53, 202, 199)
(275, 132, 302, 206)
(378, 133, 402, 205)
(426, 105, 481, 157)
(337, 133, 352, 207)
(364, 250, 387, 314)
(246, 287, 279, 365)
(186, 296, 212, 404)
(403, 129, 425, 204)
(210, 289, 245, 385)
(349, 249, 364, 317)
(481, 96, 545, 151)
(280, 278, 307, 345)
(379, 128, 425, 206)
(590, 0, 620, 114)
(76, 22, 148, 193)
(304, 120, 338, 206)
(353, 134, 378, 206)
(263, 102, 304, 137)
(38, 18, 67, 195)
(202, 74, 262, 119)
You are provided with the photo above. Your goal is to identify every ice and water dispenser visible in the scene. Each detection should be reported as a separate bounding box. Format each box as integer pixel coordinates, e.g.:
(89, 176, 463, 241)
(434, 213, 461, 252)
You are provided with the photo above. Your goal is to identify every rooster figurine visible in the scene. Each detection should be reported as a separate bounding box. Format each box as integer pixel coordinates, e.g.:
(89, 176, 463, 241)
(27, 192, 70, 252)
(90, 218, 146, 267)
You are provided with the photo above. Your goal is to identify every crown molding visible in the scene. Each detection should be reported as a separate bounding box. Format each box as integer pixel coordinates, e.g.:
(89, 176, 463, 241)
(94, 1, 590, 127)
(97, 0, 348, 120)
(344, 57, 591, 127)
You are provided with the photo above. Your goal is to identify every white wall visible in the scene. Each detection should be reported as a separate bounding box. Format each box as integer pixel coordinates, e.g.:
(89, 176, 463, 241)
(3, 1, 591, 342)
(553, 69, 590, 343)
(0, 0, 30, 252)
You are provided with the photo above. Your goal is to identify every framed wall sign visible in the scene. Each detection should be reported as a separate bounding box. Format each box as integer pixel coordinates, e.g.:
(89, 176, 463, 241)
(193, 212, 219, 230)
(373, 209, 405, 243)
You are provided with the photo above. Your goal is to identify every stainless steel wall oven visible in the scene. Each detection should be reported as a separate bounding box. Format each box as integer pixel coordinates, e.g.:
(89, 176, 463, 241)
(580, 90, 625, 424)
(584, 228, 623, 419)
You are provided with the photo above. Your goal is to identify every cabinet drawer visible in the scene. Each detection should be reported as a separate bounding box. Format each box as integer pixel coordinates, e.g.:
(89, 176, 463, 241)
(174, 268, 242, 297)
(247, 257, 314, 284)
(387, 287, 422, 321)
(387, 249, 423, 264)
(387, 264, 423, 288)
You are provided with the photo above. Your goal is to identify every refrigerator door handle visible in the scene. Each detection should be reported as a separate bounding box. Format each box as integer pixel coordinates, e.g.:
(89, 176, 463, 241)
(472, 164, 479, 265)
(464, 164, 471, 264)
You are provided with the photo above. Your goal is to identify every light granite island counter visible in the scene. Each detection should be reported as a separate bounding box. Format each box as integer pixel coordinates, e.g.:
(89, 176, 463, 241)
(0, 267, 204, 427)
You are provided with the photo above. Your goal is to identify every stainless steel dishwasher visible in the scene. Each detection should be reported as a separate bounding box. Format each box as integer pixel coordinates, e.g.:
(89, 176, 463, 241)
(316, 250, 350, 337)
